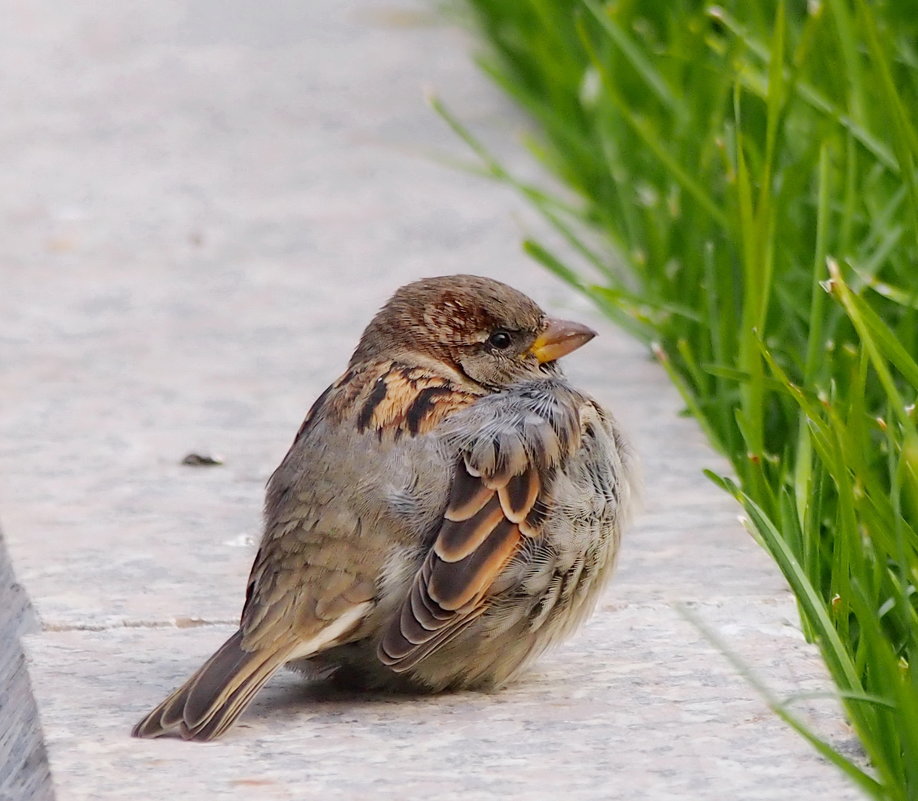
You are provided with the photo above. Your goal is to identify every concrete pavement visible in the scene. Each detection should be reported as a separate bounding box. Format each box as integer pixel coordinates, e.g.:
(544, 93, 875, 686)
(0, 1, 864, 798)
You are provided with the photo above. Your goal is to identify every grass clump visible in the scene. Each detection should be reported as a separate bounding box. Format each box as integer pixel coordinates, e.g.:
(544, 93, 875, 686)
(453, 0, 918, 797)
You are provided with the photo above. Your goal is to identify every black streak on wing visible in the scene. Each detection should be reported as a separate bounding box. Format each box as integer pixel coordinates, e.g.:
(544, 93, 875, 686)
(405, 385, 454, 435)
(357, 376, 389, 432)
(500, 469, 539, 522)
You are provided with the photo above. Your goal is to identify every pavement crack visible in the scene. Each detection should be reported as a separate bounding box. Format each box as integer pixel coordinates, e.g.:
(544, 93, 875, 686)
(41, 617, 237, 633)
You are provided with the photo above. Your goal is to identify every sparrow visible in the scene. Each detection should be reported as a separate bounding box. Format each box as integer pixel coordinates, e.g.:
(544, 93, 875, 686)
(132, 274, 635, 741)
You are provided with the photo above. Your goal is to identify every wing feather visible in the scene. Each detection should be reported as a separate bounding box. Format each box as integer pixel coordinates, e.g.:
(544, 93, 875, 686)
(436, 494, 504, 562)
(379, 384, 583, 672)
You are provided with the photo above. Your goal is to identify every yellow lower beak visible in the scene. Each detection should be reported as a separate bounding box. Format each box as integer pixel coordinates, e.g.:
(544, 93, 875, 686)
(529, 318, 597, 363)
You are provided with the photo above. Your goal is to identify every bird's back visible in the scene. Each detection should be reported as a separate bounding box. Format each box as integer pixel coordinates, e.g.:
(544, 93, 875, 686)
(307, 380, 635, 693)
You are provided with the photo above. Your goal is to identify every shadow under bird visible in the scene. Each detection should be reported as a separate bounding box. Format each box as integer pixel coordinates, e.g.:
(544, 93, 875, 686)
(132, 274, 636, 741)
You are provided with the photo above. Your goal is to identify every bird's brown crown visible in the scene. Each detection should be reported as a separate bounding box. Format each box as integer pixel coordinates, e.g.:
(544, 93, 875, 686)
(350, 274, 550, 390)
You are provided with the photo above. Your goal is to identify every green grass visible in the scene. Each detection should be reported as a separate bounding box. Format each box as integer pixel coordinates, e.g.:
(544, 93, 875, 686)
(451, 1, 918, 797)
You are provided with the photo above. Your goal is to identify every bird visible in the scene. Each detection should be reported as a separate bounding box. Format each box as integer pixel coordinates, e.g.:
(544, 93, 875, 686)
(132, 274, 636, 741)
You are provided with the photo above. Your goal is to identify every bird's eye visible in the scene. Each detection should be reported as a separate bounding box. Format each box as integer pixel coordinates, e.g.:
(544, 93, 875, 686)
(488, 330, 513, 350)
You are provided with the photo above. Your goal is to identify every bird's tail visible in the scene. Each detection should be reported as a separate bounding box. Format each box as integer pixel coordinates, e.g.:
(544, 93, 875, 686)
(131, 629, 290, 742)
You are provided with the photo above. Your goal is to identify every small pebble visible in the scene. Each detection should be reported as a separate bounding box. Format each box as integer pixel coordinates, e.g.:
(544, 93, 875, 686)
(181, 453, 224, 467)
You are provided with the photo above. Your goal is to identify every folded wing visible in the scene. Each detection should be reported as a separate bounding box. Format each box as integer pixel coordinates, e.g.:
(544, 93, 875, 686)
(378, 382, 582, 671)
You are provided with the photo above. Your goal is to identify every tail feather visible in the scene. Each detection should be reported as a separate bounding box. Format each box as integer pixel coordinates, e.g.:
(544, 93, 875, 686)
(131, 630, 290, 742)
(189, 651, 282, 741)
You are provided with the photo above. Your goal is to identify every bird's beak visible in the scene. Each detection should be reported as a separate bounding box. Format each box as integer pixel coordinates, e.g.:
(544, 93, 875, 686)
(528, 318, 598, 363)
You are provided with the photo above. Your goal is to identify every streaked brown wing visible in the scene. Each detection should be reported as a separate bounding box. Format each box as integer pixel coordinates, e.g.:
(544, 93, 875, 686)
(377, 461, 531, 670)
(378, 386, 582, 672)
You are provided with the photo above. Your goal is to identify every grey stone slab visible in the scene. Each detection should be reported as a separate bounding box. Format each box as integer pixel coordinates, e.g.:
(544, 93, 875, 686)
(0, 0, 865, 798)
(23, 599, 859, 801)
(0, 529, 52, 801)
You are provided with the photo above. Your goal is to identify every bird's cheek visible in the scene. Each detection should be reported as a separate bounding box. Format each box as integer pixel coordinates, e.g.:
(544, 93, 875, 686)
(456, 352, 489, 386)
